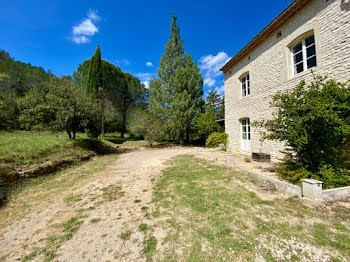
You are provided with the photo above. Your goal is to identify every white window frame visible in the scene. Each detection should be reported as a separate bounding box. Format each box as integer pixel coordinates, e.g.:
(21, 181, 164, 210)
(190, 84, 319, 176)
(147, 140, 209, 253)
(291, 35, 317, 75)
(241, 74, 250, 97)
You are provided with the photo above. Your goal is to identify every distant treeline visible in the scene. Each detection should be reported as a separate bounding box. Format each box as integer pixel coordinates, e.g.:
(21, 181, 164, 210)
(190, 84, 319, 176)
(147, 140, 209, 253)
(0, 48, 147, 138)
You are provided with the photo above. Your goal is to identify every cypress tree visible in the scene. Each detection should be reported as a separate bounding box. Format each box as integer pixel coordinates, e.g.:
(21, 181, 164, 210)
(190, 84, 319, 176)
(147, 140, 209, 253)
(86, 45, 104, 137)
(87, 45, 103, 93)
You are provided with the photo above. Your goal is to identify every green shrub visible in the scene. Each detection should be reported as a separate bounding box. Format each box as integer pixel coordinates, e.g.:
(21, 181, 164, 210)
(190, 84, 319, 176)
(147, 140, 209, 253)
(255, 76, 350, 188)
(277, 163, 350, 189)
(205, 132, 228, 149)
(193, 111, 220, 141)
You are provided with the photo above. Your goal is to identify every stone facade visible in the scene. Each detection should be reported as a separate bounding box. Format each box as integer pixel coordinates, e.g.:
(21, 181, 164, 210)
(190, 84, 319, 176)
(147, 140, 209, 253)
(223, 0, 350, 160)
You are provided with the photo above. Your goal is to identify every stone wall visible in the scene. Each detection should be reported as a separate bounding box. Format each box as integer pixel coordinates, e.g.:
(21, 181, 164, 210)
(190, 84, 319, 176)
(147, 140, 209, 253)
(224, 0, 350, 160)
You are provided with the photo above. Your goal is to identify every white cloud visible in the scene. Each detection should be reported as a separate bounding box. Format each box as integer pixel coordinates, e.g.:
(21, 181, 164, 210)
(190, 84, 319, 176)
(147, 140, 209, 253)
(142, 81, 150, 89)
(214, 85, 225, 95)
(72, 35, 90, 44)
(135, 73, 154, 88)
(135, 73, 153, 81)
(73, 19, 98, 36)
(146, 62, 153, 67)
(116, 59, 130, 66)
(199, 51, 231, 81)
(204, 77, 216, 87)
(71, 10, 100, 44)
(199, 51, 230, 96)
(87, 9, 100, 21)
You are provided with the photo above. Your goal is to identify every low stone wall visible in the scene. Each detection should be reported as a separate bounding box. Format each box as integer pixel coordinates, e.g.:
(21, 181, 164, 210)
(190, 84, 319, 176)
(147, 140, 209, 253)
(323, 186, 350, 202)
(221, 152, 350, 203)
(232, 165, 302, 197)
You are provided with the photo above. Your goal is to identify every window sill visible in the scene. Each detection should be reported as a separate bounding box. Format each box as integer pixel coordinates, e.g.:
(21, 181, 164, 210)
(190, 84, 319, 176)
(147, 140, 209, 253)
(239, 95, 251, 100)
(289, 67, 316, 81)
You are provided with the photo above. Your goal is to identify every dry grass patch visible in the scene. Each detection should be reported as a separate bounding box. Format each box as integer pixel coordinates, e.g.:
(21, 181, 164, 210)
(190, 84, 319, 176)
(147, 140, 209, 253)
(150, 155, 350, 261)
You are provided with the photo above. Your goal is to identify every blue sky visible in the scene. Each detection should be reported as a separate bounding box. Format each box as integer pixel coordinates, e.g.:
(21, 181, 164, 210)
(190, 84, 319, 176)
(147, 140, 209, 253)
(0, 0, 292, 95)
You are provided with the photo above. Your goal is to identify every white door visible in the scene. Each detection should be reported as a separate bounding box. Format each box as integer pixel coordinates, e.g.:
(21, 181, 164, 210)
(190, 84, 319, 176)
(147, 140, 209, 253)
(241, 118, 251, 152)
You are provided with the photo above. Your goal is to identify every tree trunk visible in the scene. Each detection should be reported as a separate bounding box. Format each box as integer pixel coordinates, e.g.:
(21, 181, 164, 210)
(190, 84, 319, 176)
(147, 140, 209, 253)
(121, 96, 127, 138)
(186, 128, 190, 145)
(100, 97, 105, 137)
(121, 111, 126, 138)
(101, 117, 105, 137)
(67, 131, 72, 139)
(73, 130, 76, 139)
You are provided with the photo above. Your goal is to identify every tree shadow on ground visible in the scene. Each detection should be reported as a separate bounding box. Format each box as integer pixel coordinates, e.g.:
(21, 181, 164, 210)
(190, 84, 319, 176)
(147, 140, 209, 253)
(73, 139, 120, 155)
(102, 135, 143, 145)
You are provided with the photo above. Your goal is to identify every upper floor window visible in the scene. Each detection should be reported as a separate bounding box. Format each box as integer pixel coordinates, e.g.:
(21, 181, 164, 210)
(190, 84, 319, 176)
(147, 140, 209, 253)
(241, 74, 250, 97)
(292, 35, 317, 75)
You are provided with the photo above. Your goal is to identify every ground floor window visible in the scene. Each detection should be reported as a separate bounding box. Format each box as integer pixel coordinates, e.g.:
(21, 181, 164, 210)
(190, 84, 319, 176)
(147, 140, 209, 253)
(241, 118, 251, 152)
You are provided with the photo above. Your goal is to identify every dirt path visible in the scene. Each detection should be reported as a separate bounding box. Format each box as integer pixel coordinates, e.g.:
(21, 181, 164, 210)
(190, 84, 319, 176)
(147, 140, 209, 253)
(0, 146, 201, 262)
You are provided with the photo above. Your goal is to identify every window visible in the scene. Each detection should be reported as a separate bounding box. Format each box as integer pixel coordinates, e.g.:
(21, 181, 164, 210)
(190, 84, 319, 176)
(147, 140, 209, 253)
(241, 74, 250, 97)
(292, 35, 317, 75)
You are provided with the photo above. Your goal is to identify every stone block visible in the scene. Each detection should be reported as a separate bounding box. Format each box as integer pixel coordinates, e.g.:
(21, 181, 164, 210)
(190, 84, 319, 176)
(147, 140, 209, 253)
(302, 179, 323, 202)
(226, 154, 234, 168)
(210, 151, 217, 161)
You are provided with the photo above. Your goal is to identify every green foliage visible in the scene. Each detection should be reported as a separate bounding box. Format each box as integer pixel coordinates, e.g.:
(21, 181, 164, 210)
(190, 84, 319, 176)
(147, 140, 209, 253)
(47, 77, 100, 138)
(0, 50, 53, 130)
(0, 50, 51, 97)
(17, 87, 53, 130)
(18, 77, 100, 138)
(111, 71, 147, 137)
(149, 15, 203, 144)
(128, 110, 165, 147)
(193, 111, 220, 141)
(73, 56, 147, 137)
(73, 60, 90, 88)
(87, 45, 103, 93)
(205, 90, 224, 120)
(205, 132, 228, 149)
(0, 91, 18, 129)
(256, 76, 350, 188)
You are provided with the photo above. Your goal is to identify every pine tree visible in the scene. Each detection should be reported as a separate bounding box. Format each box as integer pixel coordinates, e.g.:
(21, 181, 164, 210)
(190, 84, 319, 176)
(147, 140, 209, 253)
(87, 45, 103, 93)
(149, 15, 203, 144)
(205, 90, 224, 120)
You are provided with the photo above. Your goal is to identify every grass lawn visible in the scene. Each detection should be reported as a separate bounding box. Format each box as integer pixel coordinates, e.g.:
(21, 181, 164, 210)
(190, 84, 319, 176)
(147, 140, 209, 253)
(0, 131, 145, 183)
(150, 155, 350, 261)
(0, 131, 92, 167)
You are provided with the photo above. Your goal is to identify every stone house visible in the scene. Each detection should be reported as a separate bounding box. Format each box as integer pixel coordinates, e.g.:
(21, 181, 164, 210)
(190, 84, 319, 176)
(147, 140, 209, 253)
(221, 0, 350, 160)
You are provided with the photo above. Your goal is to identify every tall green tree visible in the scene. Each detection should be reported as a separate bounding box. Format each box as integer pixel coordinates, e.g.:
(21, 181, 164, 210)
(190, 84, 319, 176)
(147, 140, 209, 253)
(87, 45, 103, 93)
(73, 59, 90, 88)
(86, 45, 105, 137)
(74, 59, 147, 137)
(205, 90, 224, 120)
(150, 15, 203, 144)
(115, 72, 147, 138)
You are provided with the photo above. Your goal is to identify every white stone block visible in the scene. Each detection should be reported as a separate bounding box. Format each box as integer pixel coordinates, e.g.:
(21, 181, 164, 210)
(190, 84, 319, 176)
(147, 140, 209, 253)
(302, 179, 323, 202)
(226, 154, 234, 168)
(210, 151, 217, 161)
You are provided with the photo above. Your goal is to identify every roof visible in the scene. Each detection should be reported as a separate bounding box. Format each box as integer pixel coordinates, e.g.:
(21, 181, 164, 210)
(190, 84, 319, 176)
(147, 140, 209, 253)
(220, 0, 311, 73)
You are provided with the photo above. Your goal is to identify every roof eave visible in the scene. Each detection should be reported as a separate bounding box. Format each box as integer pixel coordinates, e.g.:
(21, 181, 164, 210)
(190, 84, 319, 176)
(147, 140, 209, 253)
(220, 0, 311, 73)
